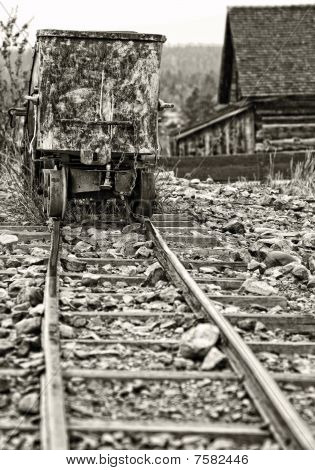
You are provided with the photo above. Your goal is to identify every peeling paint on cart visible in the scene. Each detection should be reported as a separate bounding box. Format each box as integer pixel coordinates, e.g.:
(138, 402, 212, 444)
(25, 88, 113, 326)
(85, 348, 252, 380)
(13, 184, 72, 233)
(36, 30, 166, 157)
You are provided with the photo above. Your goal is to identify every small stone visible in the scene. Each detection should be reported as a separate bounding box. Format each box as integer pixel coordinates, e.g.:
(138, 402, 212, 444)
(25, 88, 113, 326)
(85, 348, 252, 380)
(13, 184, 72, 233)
(173, 357, 194, 370)
(82, 273, 101, 286)
(61, 256, 86, 272)
(0, 395, 9, 408)
(15, 317, 41, 336)
(237, 319, 256, 331)
(135, 246, 153, 258)
(0, 327, 9, 338)
(255, 321, 266, 332)
(0, 377, 10, 393)
(201, 347, 226, 370)
(18, 392, 39, 414)
(60, 324, 75, 339)
(122, 224, 142, 234)
(241, 279, 277, 296)
(149, 433, 171, 448)
(0, 288, 8, 301)
(292, 264, 310, 281)
(160, 286, 181, 304)
(307, 276, 315, 288)
(247, 260, 261, 271)
(29, 287, 44, 307)
(145, 262, 165, 285)
(179, 323, 220, 360)
(302, 232, 315, 248)
(268, 305, 283, 314)
(29, 304, 45, 316)
(123, 294, 134, 306)
(8, 280, 26, 294)
(0, 341, 14, 355)
(199, 266, 218, 274)
(67, 316, 87, 327)
(190, 178, 200, 185)
(223, 219, 245, 234)
(210, 438, 236, 450)
(74, 241, 93, 254)
(0, 233, 18, 246)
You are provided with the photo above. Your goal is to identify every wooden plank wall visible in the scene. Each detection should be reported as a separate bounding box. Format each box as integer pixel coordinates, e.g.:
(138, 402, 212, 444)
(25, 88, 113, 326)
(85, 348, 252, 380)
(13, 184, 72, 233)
(177, 108, 255, 157)
(159, 152, 311, 182)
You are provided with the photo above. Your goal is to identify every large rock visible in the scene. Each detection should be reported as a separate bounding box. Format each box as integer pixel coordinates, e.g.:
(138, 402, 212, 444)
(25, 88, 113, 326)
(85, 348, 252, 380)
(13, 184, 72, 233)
(241, 279, 277, 296)
(265, 250, 301, 268)
(201, 347, 226, 370)
(179, 323, 220, 360)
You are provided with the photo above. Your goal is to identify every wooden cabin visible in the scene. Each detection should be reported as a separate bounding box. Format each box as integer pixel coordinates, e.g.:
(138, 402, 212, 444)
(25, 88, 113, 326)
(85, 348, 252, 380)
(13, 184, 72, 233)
(175, 5, 315, 157)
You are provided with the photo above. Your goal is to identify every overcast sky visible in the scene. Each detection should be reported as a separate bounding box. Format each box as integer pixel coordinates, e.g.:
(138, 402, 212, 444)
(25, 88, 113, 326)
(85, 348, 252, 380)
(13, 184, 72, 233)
(1, 0, 315, 45)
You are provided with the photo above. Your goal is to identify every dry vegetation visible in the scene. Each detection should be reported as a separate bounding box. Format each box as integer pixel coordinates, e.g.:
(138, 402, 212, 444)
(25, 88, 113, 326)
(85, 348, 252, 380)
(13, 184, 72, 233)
(267, 150, 315, 199)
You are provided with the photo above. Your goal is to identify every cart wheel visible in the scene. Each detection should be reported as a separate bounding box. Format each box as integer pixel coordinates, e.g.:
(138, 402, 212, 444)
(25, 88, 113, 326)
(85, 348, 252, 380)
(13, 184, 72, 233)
(131, 171, 155, 218)
(43, 167, 67, 219)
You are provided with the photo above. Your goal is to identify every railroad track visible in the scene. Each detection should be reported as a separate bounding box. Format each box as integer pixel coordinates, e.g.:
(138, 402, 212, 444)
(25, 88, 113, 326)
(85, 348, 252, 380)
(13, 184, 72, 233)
(0, 212, 315, 450)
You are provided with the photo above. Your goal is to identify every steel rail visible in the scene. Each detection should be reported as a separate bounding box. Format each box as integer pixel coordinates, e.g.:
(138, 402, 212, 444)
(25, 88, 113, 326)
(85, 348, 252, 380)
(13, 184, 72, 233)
(41, 219, 68, 449)
(146, 219, 315, 450)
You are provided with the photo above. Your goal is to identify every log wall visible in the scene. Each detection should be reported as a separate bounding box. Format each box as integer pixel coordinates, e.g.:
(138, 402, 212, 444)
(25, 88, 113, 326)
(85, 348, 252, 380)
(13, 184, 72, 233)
(254, 98, 315, 152)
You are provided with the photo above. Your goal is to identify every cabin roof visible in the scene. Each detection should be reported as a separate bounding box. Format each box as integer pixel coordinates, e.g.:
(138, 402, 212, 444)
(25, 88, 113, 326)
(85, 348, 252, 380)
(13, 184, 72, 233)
(219, 5, 315, 103)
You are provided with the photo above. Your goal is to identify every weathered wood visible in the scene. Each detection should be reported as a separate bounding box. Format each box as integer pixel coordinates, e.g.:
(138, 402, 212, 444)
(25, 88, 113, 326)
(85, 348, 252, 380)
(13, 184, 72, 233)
(197, 277, 243, 289)
(164, 234, 222, 246)
(61, 272, 145, 285)
(258, 125, 315, 140)
(63, 369, 237, 381)
(68, 420, 269, 440)
(248, 341, 315, 354)
(184, 260, 247, 270)
(0, 225, 48, 231)
(0, 230, 50, 240)
(226, 313, 315, 333)
(209, 295, 287, 308)
(0, 368, 29, 376)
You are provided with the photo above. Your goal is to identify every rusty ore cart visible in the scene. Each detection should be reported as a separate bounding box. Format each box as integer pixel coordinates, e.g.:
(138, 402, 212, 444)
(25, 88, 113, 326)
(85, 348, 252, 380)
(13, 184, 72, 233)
(11, 30, 171, 218)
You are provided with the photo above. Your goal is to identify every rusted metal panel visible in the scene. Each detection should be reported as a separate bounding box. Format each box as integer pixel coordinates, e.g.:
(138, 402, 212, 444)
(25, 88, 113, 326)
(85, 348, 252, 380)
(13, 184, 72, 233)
(70, 169, 101, 193)
(36, 31, 166, 159)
